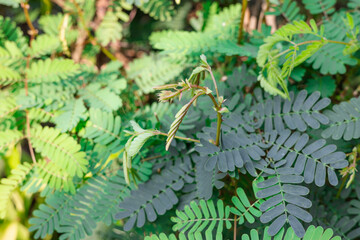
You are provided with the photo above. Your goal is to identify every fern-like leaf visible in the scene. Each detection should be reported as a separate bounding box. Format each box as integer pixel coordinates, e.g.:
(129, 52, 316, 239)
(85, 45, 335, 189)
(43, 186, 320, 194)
(30, 125, 88, 177)
(140, 0, 175, 21)
(195, 132, 264, 175)
(322, 96, 360, 141)
(95, 11, 123, 46)
(230, 187, 262, 225)
(0, 16, 28, 52)
(29, 34, 60, 57)
(29, 169, 137, 239)
(267, 0, 305, 22)
(0, 162, 34, 219)
(0, 96, 20, 119)
(250, 90, 331, 133)
(302, 0, 336, 15)
(38, 13, 78, 44)
(80, 83, 122, 112)
(204, 3, 241, 37)
(27, 58, 79, 83)
(35, 160, 75, 193)
(54, 99, 86, 132)
(307, 43, 357, 75)
(256, 166, 312, 237)
(127, 54, 184, 94)
(257, 20, 323, 98)
(242, 225, 341, 239)
(262, 129, 347, 187)
(0, 42, 22, 85)
(171, 199, 232, 239)
(115, 163, 194, 231)
(84, 108, 122, 152)
(150, 4, 242, 59)
(0, 129, 24, 152)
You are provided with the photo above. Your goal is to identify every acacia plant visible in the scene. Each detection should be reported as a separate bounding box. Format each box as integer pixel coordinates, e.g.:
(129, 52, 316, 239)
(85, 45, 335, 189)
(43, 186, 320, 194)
(0, 0, 360, 240)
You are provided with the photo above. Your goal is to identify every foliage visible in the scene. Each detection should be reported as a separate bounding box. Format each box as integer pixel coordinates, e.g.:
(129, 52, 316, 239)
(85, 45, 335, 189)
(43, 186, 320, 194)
(0, 0, 360, 240)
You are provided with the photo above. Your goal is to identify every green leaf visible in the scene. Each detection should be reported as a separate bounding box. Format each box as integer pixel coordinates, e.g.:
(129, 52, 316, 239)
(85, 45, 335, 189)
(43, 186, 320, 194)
(290, 67, 306, 82)
(84, 108, 122, 152)
(27, 59, 79, 83)
(127, 54, 184, 94)
(54, 99, 86, 132)
(95, 11, 123, 46)
(127, 131, 155, 158)
(230, 188, 262, 225)
(241, 225, 341, 239)
(29, 34, 60, 57)
(30, 125, 88, 178)
(0, 162, 33, 219)
(306, 76, 336, 97)
(171, 199, 231, 239)
(80, 83, 123, 112)
(140, 0, 175, 21)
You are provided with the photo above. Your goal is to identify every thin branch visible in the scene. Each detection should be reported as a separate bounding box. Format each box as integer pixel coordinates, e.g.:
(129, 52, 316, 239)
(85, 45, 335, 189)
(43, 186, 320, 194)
(21, 2, 37, 164)
(26, 111, 36, 164)
(71, 0, 117, 61)
(141, 155, 162, 162)
(189, 84, 220, 109)
(208, 69, 220, 102)
(207, 69, 222, 146)
(21, 2, 38, 40)
(237, 0, 248, 44)
(233, 215, 237, 240)
(319, 0, 330, 20)
(269, 39, 352, 64)
(154, 131, 200, 143)
(215, 112, 222, 146)
(327, 39, 352, 45)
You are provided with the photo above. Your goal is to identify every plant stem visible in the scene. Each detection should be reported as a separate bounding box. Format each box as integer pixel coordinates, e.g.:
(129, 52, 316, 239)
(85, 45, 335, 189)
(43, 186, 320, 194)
(26, 111, 36, 164)
(215, 112, 222, 146)
(233, 215, 237, 240)
(141, 155, 162, 162)
(21, 2, 38, 40)
(22, 3, 37, 164)
(100, 46, 117, 61)
(209, 68, 220, 100)
(237, 0, 248, 44)
(190, 84, 220, 108)
(155, 131, 200, 143)
(270, 39, 352, 62)
(71, 0, 117, 61)
(327, 40, 352, 45)
(207, 69, 222, 146)
(336, 175, 348, 198)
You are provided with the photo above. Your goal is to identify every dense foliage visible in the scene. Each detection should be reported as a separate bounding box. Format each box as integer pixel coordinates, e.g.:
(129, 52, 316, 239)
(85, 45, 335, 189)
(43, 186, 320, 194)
(0, 0, 360, 239)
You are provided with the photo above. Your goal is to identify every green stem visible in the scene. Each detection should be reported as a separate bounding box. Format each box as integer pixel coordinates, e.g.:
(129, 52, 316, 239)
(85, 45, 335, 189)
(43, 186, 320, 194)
(155, 131, 200, 143)
(206, 69, 222, 146)
(336, 175, 348, 199)
(270, 39, 352, 62)
(233, 215, 237, 240)
(188, 84, 220, 109)
(207, 69, 222, 146)
(327, 39, 352, 45)
(208, 69, 220, 102)
(215, 112, 222, 146)
(21, 2, 37, 164)
(21, 2, 38, 40)
(237, 0, 247, 44)
(71, 0, 117, 61)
